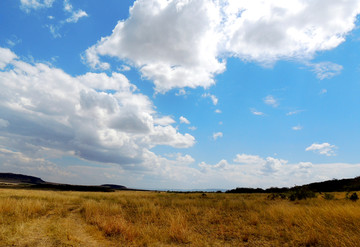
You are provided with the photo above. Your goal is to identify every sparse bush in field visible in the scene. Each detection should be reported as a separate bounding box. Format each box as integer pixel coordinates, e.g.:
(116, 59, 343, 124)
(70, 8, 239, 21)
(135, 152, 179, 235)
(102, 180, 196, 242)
(323, 193, 334, 200)
(267, 193, 286, 200)
(348, 192, 359, 202)
(288, 187, 316, 201)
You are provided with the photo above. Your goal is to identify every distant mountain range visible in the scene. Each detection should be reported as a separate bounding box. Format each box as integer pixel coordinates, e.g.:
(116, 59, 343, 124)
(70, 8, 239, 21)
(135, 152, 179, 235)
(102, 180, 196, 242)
(0, 172, 129, 192)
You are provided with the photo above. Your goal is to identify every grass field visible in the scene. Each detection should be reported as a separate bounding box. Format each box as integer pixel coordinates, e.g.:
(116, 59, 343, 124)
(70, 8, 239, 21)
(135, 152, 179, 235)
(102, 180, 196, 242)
(0, 189, 360, 246)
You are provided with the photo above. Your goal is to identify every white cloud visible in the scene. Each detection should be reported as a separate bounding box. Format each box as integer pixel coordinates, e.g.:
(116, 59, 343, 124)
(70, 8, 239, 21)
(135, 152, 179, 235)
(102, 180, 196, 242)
(175, 89, 188, 96)
(154, 116, 175, 126)
(85, 0, 360, 92)
(233, 154, 264, 165)
(309, 62, 343, 80)
(63, 0, 73, 12)
(263, 95, 279, 107)
(306, 143, 337, 156)
(0, 47, 194, 169)
(6, 37, 22, 47)
(20, 0, 55, 12)
(215, 109, 222, 114)
(179, 116, 190, 124)
(292, 125, 303, 131)
(213, 132, 223, 140)
(250, 108, 264, 116)
(36, 0, 89, 37)
(62, 0, 88, 24)
(262, 157, 288, 174)
(118, 65, 131, 72)
(0, 48, 17, 69)
(202, 93, 218, 105)
(320, 89, 328, 95)
(188, 126, 197, 131)
(223, 0, 360, 64)
(65, 10, 88, 23)
(85, 0, 225, 93)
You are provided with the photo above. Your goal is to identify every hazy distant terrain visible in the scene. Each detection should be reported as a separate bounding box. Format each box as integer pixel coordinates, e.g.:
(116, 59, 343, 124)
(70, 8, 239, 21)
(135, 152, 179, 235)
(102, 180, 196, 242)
(0, 173, 130, 192)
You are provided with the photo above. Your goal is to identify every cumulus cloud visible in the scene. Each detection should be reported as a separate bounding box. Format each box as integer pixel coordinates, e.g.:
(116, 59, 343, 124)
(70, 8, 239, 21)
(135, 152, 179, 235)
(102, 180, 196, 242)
(262, 157, 288, 174)
(154, 116, 175, 126)
(84, 0, 360, 92)
(233, 154, 264, 165)
(213, 132, 223, 140)
(0, 47, 194, 169)
(179, 116, 190, 124)
(85, 0, 225, 93)
(309, 62, 343, 80)
(263, 95, 279, 107)
(0, 48, 17, 69)
(306, 143, 337, 156)
(20, 0, 55, 12)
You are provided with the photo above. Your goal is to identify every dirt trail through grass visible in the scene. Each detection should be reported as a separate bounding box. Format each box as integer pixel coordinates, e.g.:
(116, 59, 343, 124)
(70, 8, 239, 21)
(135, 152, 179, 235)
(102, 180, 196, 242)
(3, 201, 114, 247)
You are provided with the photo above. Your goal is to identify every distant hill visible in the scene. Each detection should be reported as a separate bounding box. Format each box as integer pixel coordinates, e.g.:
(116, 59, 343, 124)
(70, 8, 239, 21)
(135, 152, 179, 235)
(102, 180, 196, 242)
(101, 184, 128, 190)
(226, 176, 360, 193)
(0, 172, 45, 184)
(0, 172, 128, 192)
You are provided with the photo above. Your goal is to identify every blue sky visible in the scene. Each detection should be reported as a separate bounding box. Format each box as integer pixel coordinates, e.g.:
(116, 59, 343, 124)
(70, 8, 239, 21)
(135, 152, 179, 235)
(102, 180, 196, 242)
(1, 0, 360, 189)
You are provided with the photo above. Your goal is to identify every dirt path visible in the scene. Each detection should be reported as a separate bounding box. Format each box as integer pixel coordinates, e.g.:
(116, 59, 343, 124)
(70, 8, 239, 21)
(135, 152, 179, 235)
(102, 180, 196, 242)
(10, 203, 115, 247)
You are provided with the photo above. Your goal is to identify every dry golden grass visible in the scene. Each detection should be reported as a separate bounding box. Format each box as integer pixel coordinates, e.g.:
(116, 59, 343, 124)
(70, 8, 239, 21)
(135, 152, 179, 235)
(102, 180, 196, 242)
(0, 189, 360, 246)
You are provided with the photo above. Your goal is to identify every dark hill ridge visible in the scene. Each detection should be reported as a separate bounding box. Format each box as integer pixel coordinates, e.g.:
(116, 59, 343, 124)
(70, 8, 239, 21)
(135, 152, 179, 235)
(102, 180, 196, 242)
(226, 176, 360, 193)
(0, 172, 45, 184)
(101, 184, 127, 190)
(0, 172, 128, 192)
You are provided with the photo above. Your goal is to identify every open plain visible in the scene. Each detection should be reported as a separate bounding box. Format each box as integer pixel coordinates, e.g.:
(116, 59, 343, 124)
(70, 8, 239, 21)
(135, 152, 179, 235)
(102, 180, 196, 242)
(1, 188, 360, 246)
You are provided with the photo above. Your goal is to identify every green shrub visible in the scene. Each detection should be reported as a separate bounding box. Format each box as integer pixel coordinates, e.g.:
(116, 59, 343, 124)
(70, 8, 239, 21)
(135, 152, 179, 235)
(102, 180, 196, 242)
(349, 192, 359, 202)
(288, 187, 316, 201)
(323, 193, 334, 200)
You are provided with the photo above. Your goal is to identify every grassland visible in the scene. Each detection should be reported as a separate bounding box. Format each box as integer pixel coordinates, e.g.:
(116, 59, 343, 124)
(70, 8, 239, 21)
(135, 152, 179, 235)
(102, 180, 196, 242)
(0, 189, 360, 246)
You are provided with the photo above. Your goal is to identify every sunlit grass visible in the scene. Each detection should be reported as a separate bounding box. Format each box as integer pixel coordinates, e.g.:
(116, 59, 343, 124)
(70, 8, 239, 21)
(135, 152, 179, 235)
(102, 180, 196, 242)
(0, 189, 360, 246)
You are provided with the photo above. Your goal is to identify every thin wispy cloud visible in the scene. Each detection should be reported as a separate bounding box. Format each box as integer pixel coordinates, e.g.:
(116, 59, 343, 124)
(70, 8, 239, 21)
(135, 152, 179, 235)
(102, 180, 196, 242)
(263, 95, 279, 107)
(320, 89, 328, 95)
(286, 110, 304, 116)
(250, 108, 264, 116)
(292, 125, 303, 131)
(213, 132, 223, 141)
(309, 62, 343, 80)
(202, 93, 218, 106)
